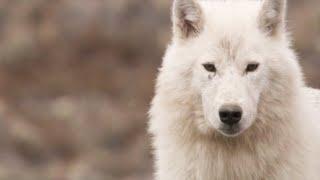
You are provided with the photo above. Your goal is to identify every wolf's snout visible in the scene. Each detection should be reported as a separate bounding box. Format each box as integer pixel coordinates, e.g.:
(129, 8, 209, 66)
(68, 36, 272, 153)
(219, 105, 243, 125)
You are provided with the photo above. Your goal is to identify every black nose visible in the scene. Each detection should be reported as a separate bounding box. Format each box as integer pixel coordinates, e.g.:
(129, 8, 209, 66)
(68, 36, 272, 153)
(219, 105, 243, 125)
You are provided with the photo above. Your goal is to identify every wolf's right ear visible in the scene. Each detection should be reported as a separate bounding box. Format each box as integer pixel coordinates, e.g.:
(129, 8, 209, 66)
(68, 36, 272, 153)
(172, 0, 204, 40)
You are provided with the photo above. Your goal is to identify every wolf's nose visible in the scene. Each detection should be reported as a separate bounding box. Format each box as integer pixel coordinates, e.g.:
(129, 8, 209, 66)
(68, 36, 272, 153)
(219, 105, 242, 125)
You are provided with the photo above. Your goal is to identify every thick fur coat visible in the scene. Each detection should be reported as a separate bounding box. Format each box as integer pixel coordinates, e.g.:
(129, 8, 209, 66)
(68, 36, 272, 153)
(149, 0, 320, 179)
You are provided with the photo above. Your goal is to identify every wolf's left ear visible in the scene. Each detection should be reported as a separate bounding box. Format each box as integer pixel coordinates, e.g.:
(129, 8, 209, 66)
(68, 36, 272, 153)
(258, 0, 287, 37)
(172, 0, 204, 40)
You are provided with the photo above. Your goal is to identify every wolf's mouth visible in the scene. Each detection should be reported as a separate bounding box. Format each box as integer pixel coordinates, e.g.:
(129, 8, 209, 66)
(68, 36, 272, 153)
(218, 124, 242, 137)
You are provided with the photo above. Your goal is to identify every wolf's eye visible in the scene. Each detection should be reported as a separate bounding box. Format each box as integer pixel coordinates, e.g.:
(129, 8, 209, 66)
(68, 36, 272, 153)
(203, 63, 216, 73)
(246, 63, 259, 73)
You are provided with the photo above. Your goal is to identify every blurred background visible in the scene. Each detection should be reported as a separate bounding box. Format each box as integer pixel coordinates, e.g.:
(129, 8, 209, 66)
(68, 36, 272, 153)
(0, 0, 318, 180)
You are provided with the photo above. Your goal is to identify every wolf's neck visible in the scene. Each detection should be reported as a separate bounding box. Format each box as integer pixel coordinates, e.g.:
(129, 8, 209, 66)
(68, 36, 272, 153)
(191, 97, 307, 179)
(175, 113, 304, 180)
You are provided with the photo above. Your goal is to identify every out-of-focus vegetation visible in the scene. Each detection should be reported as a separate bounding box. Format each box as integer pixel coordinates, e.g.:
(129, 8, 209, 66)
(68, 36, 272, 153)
(0, 0, 318, 179)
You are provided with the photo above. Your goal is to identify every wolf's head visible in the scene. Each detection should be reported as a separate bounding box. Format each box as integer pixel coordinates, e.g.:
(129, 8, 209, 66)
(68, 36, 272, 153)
(160, 0, 302, 138)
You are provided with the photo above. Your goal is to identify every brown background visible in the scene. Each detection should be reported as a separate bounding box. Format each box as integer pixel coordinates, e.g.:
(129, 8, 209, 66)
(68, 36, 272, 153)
(0, 0, 318, 180)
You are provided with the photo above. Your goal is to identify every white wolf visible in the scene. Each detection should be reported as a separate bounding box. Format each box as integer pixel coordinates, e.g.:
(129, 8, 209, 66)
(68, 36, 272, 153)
(149, 0, 320, 179)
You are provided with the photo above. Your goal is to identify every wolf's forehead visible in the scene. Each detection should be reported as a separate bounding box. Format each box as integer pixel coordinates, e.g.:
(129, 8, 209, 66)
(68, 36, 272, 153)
(199, 0, 262, 15)
(196, 1, 263, 59)
(199, 1, 262, 31)
(197, 35, 258, 63)
(216, 37, 243, 60)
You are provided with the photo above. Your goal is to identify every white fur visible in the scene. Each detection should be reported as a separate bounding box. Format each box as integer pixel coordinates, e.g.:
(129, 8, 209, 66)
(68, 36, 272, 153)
(149, 0, 320, 179)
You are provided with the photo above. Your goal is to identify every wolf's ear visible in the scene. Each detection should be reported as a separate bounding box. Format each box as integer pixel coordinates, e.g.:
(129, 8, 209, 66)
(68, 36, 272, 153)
(172, 0, 204, 40)
(258, 0, 286, 37)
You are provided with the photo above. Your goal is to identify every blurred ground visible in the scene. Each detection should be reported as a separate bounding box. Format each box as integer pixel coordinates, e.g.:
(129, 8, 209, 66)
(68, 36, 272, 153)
(0, 0, 318, 180)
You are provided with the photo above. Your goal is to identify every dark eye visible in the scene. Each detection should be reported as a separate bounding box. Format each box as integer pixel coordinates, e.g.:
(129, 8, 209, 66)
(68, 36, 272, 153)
(246, 63, 259, 73)
(203, 63, 216, 72)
